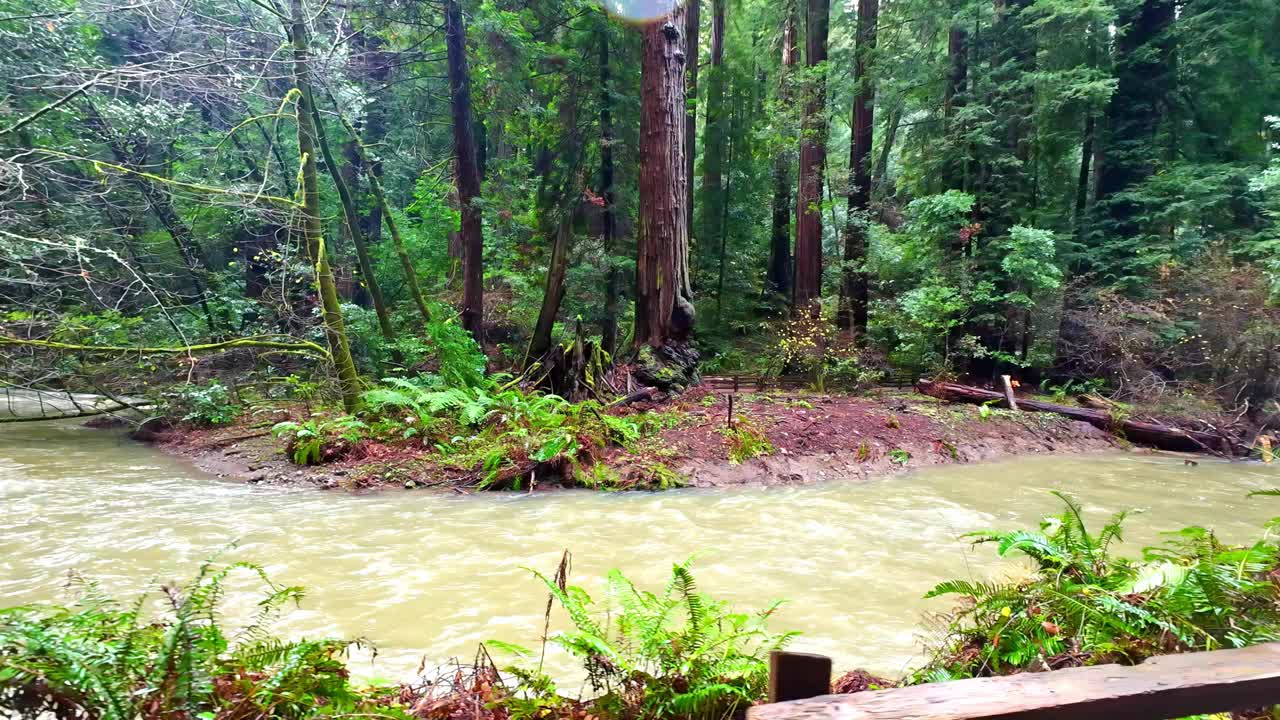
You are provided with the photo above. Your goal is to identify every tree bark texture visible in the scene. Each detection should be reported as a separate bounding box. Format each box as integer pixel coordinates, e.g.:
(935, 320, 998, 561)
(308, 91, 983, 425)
(447, 0, 485, 341)
(599, 29, 621, 358)
(684, 0, 700, 245)
(700, 0, 727, 263)
(792, 0, 829, 317)
(837, 0, 877, 336)
(766, 0, 798, 298)
(635, 8, 695, 351)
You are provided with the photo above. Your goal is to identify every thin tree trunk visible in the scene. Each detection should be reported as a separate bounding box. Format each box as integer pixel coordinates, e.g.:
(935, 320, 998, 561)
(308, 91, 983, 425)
(871, 105, 899, 196)
(599, 29, 621, 358)
(289, 0, 361, 412)
(335, 111, 433, 325)
(767, 0, 798, 299)
(792, 0, 830, 317)
(701, 0, 727, 259)
(526, 81, 584, 366)
(684, 0, 700, 245)
(309, 103, 396, 342)
(636, 7, 695, 351)
(526, 217, 572, 364)
(1074, 112, 1096, 239)
(447, 0, 485, 342)
(837, 0, 877, 337)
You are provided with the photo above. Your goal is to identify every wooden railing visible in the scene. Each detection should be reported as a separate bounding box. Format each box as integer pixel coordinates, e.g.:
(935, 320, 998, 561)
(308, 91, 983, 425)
(751, 646, 1280, 720)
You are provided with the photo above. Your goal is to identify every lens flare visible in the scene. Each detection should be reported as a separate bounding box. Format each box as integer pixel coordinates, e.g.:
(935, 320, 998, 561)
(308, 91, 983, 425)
(600, 0, 684, 24)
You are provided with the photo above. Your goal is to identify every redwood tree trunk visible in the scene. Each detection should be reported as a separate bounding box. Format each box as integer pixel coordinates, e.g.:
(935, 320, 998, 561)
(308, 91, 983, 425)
(684, 0, 700, 245)
(599, 29, 621, 358)
(1096, 0, 1175, 256)
(792, 0, 829, 317)
(447, 0, 485, 341)
(837, 0, 877, 336)
(700, 0, 727, 259)
(766, 0, 798, 298)
(635, 7, 696, 383)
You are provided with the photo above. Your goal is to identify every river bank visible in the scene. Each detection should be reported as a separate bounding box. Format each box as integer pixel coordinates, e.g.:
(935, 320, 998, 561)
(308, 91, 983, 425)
(145, 387, 1125, 491)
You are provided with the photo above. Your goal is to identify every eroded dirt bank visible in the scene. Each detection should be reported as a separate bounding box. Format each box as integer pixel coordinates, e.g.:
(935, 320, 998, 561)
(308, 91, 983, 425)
(148, 388, 1126, 491)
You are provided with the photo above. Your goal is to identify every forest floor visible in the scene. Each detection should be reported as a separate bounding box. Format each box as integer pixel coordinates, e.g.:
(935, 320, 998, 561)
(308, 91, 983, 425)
(148, 386, 1126, 491)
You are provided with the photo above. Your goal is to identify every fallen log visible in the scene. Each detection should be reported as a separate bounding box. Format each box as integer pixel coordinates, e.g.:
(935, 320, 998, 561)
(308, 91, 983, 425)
(917, 380, 1248, 456)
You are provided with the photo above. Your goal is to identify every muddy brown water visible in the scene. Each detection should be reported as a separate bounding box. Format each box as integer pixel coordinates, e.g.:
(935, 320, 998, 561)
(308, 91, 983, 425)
(3, 420, 1279, 684)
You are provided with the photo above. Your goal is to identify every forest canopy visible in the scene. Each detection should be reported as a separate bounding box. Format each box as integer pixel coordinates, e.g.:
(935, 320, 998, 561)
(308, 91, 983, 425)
(1, 0, 1277, 417)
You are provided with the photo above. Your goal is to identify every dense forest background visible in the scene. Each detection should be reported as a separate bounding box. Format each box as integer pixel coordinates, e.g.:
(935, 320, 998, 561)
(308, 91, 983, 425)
(1, 0, 1278, 417)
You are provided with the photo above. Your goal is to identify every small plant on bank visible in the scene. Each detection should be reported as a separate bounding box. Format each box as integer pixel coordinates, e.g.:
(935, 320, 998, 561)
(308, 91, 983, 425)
(718, 419, 775, 465)
(515, 561, 797, 720)
(889, 448, 911, 465)
(168, 381, 240, 426)
(272, 415, 369, 465)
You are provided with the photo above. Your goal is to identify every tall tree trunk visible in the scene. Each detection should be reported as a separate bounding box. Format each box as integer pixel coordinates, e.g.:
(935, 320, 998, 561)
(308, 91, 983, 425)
(1074, 112, 1096, 239)
(635, 7, 697, 387)
(290, 0, 361, 412)
(837, 0, 877, 337)
(700, 0, 727, 263)
(447, 0, 485, 342)
(350, 25, 392, 245)
(684, 0, 700, 245)
(1096, 0, 1175, 275)
(766, 0, 798, 298)
(599, 29, 621, 358)
(309, 103, 396, 342)
(792, 0, 830, 317)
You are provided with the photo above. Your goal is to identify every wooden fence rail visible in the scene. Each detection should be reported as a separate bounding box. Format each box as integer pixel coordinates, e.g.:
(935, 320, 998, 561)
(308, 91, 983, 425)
(751, 645, 1280, 720)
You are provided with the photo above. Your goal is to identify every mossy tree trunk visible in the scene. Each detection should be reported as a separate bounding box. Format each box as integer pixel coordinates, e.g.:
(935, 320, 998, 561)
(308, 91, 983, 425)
(308, 102, 396, 343)
(290, 0, 361, 412)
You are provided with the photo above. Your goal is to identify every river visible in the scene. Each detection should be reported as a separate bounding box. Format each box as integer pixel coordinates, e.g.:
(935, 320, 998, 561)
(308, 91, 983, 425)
(2, 419, 1278, 684)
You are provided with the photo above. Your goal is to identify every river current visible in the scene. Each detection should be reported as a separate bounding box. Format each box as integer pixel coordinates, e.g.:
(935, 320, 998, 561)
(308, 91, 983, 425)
(2, 419, 1278, 682)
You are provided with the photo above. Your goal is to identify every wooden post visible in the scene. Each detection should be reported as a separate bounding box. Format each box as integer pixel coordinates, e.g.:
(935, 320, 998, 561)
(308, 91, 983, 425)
(728, 393, 735, 429)
(733, 375, 740, 394)
(1000, 375, 1019, 411)
(768, 651, 832, 704)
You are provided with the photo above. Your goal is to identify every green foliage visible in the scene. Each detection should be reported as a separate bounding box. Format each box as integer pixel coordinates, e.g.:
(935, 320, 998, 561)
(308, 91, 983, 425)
(717, 420, 775, 465)
(168, 381, 240, 427)
(919, 492, 1280, 679)
(518, 561, 796, 720)
(888, 448, 911, 465)
(0, 560, 394, 720)
(272, 415, 368, 465)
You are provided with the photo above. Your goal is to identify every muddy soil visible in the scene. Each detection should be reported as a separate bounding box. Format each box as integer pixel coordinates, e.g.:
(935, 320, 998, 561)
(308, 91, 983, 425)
(148, 387, 1127, 492)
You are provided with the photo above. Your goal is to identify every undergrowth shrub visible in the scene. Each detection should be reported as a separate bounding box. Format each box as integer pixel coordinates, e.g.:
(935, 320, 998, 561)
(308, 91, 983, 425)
(0, 560, 389, 720)
(718, 420, 775, 465)
(167, 381, 240, 426)
(499, 561, 796, 720)
(918, 491, 1280, 682)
